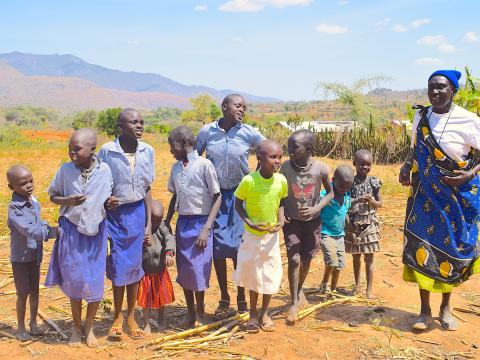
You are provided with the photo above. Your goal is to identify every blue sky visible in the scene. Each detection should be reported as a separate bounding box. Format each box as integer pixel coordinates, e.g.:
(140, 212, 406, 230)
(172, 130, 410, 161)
(2, 0, 479, 101)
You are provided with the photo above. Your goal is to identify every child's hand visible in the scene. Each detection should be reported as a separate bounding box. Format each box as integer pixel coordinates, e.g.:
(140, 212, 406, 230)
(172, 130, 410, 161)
(284, 216, 291, 224)
(359, 195, 373, 204)
(298, 206, 320, 221)
(105, 196, 119, 210)
(196, 227, 210, 248)
(66, 194, 87, 206)
(270, 222, 284, 233)
(144, 226, 152, 246)
(245, 219, 270, 233)
(165, 254, 175, 267)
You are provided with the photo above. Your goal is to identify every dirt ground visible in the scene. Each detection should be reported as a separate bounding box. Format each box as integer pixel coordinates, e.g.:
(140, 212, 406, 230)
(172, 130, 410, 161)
(0, 136, 479, 360)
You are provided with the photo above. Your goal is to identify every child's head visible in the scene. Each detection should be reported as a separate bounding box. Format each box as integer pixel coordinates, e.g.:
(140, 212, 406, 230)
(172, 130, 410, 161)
(221, 94, 247, 123)
(332, 165, 354, 195)
(353, 149, 373, 178)
(256, 140, 283, 175)
(168, 126, 195, 161)
(151, 199, 164, 231)
(7, 165, 34, 199)
(287, 129, 315, 163)
(69, 128, 97, 168)
(117, 108, 144, 139)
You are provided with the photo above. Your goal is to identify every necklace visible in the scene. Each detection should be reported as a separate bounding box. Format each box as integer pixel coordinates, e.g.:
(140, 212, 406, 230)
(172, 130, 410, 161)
(292, 159, 313, 171)
(428, 104, 455, 146)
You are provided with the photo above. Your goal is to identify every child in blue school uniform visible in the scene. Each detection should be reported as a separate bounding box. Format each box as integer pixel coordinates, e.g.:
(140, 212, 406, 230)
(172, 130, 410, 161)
(98, 108, 155, 339)
(7, 165, 58, 341)
(319, 165, 354, 294)
(45, 128, 113, 347)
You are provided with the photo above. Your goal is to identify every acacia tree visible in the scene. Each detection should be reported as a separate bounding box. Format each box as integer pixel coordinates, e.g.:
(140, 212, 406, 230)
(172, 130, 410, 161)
(317, 75, 391, 125)
(181, 94, 221, 132)
(96, 107, 122, 137)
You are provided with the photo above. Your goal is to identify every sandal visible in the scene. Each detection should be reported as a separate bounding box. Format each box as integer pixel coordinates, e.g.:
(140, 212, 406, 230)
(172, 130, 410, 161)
(411, 313, 433, 331)
(108, 326, 124, 339)
(439, 307, 458, 331)
(260, 317, 276, 332)
(237, 300, 248, 314)
(128, 327, 145, 339)
(246, 318, 260, 334)
(214, 300, 231, 318)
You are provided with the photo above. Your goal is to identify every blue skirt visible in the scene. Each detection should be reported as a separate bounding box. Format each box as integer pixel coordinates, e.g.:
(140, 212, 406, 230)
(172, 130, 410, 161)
(106, 200, 145, 286)
(176, 215, 213, 291)
(213, 188, 245, 260)
(45, 217, 107, 303)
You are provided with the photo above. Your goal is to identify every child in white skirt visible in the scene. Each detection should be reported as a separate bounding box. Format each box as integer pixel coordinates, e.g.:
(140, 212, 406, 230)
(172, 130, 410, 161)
(234, 140, 288, 333)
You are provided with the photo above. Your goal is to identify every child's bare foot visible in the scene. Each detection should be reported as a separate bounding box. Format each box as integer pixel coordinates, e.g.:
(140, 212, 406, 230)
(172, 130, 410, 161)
(366, 291, 376, 300)
(259, 312, 276, 332)
(68, 326, 83, 347)
(16, 326, 31, 342)
(84, 326, 99, 348)
(143, 322, 152, 336)
(181, 313, 196, 328)
(29, 322, 45, 336)
(246, 312, 259, 333)
(195, 309, 206, 327)
(298, 290, 309, 310)
(286, 304, 299, 324)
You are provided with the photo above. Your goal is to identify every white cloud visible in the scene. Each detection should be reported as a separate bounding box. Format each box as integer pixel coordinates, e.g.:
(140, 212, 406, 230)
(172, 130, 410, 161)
(219, 0, 313, 13)
(375, 17, 391, 28)
(438, 43, 457, 53)
(194, 4, 208, 12)
(338, 0, 349, 4)
(316, 23, 348, 34)
(232, 36, 243, 43)
(417, 35, 447, 46)
(392, 24, 407, 33)
(410, 18, 431, 28)
(462, 31, 479, 43)
(415, 57, 442, 65)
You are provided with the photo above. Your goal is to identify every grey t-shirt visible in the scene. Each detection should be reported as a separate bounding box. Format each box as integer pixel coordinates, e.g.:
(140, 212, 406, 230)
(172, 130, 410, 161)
(280, 160, 329, 221)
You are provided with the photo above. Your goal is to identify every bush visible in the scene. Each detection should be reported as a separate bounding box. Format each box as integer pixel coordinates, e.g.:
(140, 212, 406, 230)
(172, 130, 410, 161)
(96, 108, 122, 138)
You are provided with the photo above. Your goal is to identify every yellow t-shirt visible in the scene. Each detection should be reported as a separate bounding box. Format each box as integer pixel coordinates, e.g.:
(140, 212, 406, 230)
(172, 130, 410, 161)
(234, 171, 288, 235)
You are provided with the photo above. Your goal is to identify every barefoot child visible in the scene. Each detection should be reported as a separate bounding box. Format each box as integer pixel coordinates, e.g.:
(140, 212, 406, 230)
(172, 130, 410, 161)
(280, 129, 333, 324)
(346, 150, 382, 299)
(7, 165, 58, 341)
(98, 108, 154, 339)
(137, 199, 176, 334)
(45, 128, 113, 347)
(165, 126, 221, 328)
(319, 165, 354, 294)
(234, 140, 288, 333)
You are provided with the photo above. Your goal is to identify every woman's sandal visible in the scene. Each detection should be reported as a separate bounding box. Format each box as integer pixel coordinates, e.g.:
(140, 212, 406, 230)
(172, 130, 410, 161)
(214, 300, 231, 318)
(108, 326, 124, 339)
(237, 300, 248, 314)
(246, 318, 260, 334)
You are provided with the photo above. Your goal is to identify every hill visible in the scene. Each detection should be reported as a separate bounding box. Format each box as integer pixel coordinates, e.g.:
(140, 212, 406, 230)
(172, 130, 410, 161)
(0, 52, 276, 103)
(0, 62, 190, 112)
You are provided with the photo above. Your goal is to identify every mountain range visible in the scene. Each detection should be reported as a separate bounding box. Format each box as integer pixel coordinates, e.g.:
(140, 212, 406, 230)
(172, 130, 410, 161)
(0, 52, 276, 112)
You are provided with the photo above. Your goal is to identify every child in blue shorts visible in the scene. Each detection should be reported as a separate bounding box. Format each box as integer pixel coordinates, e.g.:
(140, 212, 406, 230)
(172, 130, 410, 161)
(319, 165, 354, 294)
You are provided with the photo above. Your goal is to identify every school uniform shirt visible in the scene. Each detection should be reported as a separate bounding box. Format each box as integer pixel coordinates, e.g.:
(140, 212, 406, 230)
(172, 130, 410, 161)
(8, 193, 50, 263)
(167, 150, 220, 216)
(48, 158, 113, 236)
(234, 171, 288, 236)
(411, 105, 480, 161)
(196, 119, 265, 190)
(98, 138, 155, 205)
(320, 189, 351, 237)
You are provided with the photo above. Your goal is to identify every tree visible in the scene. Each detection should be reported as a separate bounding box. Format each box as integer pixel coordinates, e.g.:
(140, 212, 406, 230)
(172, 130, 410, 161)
(455, 66, 480, 116)
(181, 94, 221, 132)
(71, 110, 98, 130)
(317, 75, 391, 124)
(96, 107, 122, 137)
